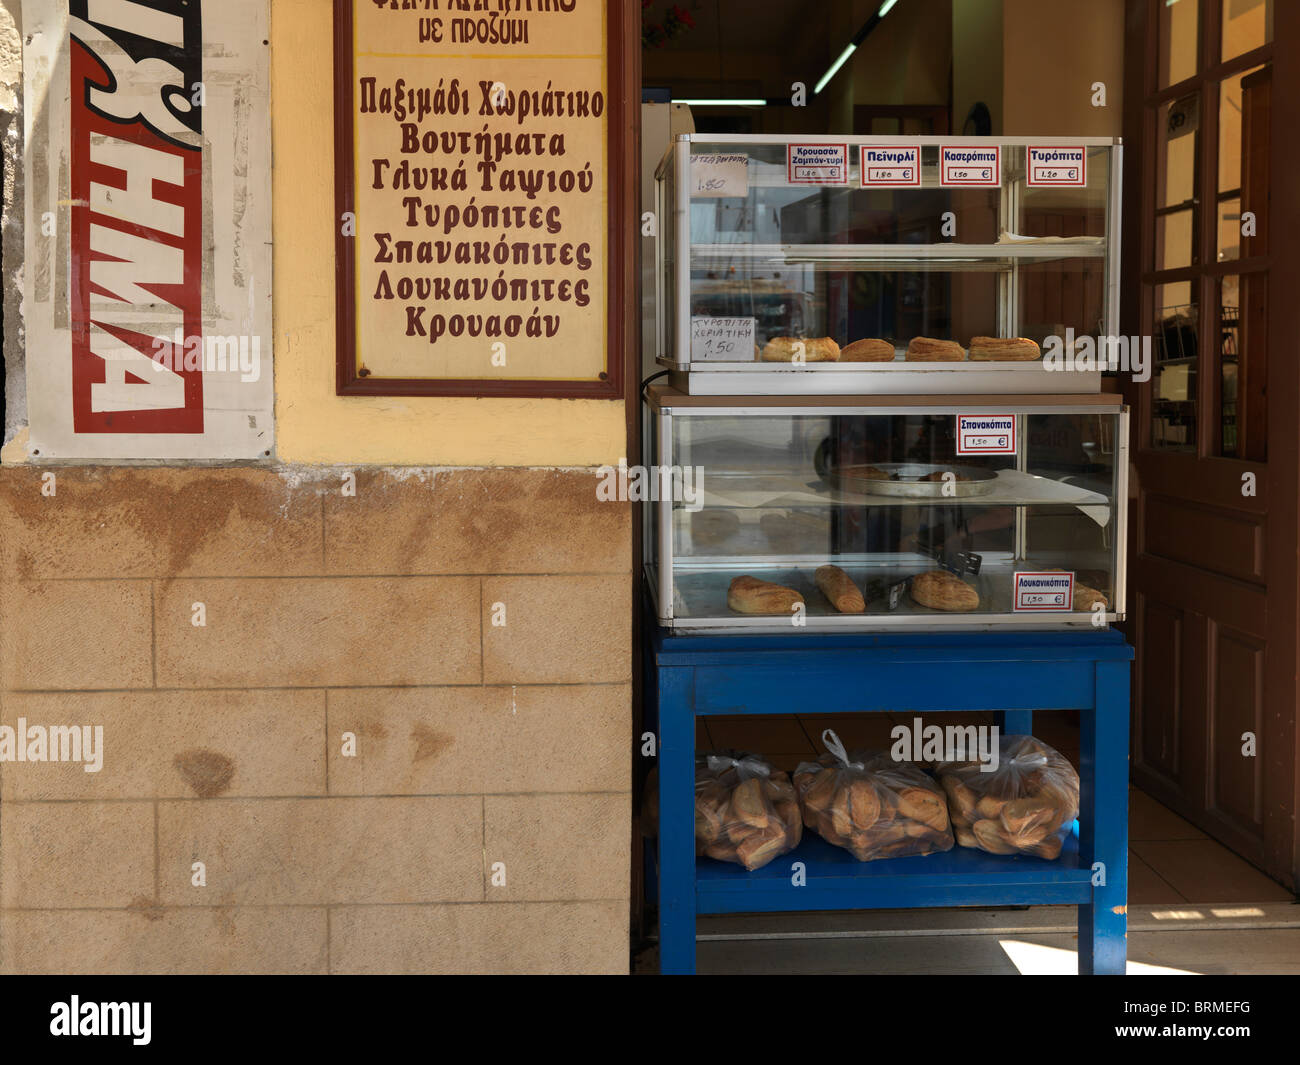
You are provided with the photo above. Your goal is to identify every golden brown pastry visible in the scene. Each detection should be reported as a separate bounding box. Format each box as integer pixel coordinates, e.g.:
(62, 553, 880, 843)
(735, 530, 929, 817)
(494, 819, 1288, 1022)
(840, 338, 895, 362)
(727, 575, 805, 615)
(761, 336, 840, 362)
(815, 565, 866, 614)
(731, 777, 770, 829)
(969, 336, 1042, 361)
(910, 570, 981, 612)
(906, 337, 967, 362)
(972, 819, 1018, 854)
(1046, 569, 1110, 612)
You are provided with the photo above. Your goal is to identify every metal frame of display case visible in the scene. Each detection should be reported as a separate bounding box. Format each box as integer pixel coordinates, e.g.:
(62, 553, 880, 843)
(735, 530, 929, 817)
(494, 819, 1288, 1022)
(644, 618, 1134, 975)
(655, 135, 1123, 395)
(645, 387, 1130, 632)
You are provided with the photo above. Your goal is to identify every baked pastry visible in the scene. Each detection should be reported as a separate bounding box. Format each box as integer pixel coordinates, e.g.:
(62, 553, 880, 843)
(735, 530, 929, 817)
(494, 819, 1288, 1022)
(1073, 582, 1109, 612)
(1046, 569, 1110, 612)
(815, 565, 866, 614)
(727, 575, 804, 615)
(840, 338, 895, 362)
(919, 470, 970, 482)
(761, 336, 840, 363)
(840, 465, 893, 484)
(969, 336, 1042, 361)
(906, 337, 966, 362)
(690, 509, 739, 546)
(910, 570, 980, 612)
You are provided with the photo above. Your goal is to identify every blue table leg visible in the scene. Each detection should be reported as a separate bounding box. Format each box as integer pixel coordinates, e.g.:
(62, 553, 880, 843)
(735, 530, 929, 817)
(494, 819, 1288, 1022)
(998, 709, 1033, 736)
(1078, 659, 1130, 975)
(657, 666, 697, 974)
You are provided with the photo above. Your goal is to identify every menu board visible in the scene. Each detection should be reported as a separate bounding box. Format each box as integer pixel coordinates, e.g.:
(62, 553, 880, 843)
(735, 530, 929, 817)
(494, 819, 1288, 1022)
(334, 0, 622, 397)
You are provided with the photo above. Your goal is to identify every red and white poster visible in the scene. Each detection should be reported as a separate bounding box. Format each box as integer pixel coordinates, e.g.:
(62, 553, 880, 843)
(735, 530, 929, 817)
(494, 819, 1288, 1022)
(1026, 145, 1087, 187)
(23, 0, 272, 459)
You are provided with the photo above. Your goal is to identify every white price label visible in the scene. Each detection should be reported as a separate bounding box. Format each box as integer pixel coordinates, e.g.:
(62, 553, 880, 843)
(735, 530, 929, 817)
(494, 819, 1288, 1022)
(1014, 571, 1075, 612)
(860, 146, 920, 188)
(691, 317, 756, 362)
(787, 143, 849, 185)
(956, 414, 1017, 454)
(940, 145, 1001, 186)
(690, 153, 750, 198)
(1027, 146, 1087, 187)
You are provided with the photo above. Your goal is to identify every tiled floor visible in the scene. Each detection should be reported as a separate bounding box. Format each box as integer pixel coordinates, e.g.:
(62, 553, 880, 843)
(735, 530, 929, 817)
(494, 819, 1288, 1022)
(697, 710, 1295, 904)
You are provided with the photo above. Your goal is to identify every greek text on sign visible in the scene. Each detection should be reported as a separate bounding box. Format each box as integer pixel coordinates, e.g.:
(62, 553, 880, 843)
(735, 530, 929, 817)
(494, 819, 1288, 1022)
(860, 146, 920, 188)
(788, 143, 849, 185)
(691, 318, 756, 362)
(941, 146, 1001, 187)
(957, 414, 1017, 454)
(1014, 572, 1075, 612)
(691, 154, 749, 198)
(1027, 146, 1087, 187)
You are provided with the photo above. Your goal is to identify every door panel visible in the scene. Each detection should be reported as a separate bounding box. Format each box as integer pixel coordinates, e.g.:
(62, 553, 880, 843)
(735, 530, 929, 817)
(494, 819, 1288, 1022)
(1124, 0, 1297, 891)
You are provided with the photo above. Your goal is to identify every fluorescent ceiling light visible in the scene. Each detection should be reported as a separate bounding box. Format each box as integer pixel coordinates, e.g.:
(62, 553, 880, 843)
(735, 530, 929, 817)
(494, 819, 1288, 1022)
(814, 44, 857, 95)
(672, 98, 767, 107)
(879, 0, 901, 14)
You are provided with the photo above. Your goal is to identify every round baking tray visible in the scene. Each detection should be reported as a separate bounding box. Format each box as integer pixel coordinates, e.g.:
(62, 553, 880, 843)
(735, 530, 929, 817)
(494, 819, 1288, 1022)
(832, 463, 998, 498)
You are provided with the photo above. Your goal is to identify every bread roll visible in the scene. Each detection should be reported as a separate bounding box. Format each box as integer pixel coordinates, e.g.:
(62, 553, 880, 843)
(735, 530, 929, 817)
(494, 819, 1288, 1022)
(727, 576, 804, 615)
(840, 338, 895, 362)
(906, 337, 966, 362)
(972, 819, 1018, 854)
(968, 336, 1042, 361)
(761, 336, 840, 363)
(910, 570, 980, 612)
(848, 779, 880, 829)
(731, 777, 770, 829)
(690, 509, 739, 546)
(816, 565, 866, 614)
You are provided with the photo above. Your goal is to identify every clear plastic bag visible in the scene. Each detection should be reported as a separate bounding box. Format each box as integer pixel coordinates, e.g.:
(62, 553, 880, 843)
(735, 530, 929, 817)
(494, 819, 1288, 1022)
(642, 752, 802, 871)
(936, 734, 1079, 859)
(794, 730, 954, 862)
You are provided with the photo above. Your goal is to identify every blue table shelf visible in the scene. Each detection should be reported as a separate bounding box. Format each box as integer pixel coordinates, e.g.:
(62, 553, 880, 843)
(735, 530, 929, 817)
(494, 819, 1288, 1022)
(644, 618, 1134, 975)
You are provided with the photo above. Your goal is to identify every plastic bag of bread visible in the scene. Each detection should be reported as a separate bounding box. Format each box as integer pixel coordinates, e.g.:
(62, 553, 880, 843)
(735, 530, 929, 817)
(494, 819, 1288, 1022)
(694, 752, 802, 870)
(936, 735, 1078, 859)
(794, 730, 953, 862)
(643, 754, 802, 870)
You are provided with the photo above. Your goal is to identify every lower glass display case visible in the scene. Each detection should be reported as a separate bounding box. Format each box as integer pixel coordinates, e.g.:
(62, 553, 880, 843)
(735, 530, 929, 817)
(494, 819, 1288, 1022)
(644, 385, 1128, 631)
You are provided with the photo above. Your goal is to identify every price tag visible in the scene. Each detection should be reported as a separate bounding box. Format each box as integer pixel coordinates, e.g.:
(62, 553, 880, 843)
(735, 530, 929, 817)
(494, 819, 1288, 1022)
(690, 153, 750, 198)
(956, 414, 1017, 455)
(860, 146, 920, 188)
(940, 145, 1001, 186)
(1014, 571, 1074, 612)
(1026, 146, 1086, 187)
(787, 143, 849, 185)
(691, 317, 756, 362)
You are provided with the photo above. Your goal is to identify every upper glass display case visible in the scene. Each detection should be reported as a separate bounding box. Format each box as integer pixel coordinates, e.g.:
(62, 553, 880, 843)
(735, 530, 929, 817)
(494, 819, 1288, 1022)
(654, 136, 1122, 395)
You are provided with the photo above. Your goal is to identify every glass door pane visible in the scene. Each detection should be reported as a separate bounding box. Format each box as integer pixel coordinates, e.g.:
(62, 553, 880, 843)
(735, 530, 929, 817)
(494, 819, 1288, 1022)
(1159, 0, 1199, 87)
(1222, 0, 1273, 60)
(1152, 283, 1198, 452)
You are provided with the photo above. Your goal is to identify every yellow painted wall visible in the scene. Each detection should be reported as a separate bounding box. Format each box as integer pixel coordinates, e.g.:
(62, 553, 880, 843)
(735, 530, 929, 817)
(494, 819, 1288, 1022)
(1001, 0, 1124, 137)
(271, 0, 627, 467)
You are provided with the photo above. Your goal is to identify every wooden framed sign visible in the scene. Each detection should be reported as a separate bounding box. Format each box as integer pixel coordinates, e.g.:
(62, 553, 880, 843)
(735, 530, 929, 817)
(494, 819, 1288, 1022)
(334, 0, 628, 398)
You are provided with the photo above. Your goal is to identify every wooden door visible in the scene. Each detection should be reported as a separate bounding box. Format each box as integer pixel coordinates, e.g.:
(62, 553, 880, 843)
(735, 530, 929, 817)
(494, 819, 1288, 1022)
(1123, 0, 1299, 890)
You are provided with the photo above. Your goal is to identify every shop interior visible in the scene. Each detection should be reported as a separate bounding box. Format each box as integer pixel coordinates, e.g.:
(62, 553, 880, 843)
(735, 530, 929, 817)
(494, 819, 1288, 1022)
(633, 0, 1294, 974)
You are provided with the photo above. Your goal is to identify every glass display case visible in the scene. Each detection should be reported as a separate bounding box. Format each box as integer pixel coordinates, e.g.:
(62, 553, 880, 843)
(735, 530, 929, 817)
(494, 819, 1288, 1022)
(644, 386, 1129, 632)
(655, 136, 1122, 395)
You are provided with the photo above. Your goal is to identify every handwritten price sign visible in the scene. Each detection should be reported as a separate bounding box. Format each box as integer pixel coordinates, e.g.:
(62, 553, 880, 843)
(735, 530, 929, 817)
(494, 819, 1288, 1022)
(691, 317, 756, 362)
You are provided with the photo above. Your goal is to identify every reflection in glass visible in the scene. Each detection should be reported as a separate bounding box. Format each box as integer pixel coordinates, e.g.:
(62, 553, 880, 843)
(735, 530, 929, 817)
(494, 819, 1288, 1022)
(1152, 284, 1198, 452)
(1222, 0, 1272, 60)
(1158, 0, 1199, 87)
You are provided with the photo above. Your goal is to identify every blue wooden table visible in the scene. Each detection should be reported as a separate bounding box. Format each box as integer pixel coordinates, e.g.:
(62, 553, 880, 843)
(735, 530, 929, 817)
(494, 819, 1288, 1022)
(645, 624, 1134, 975)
